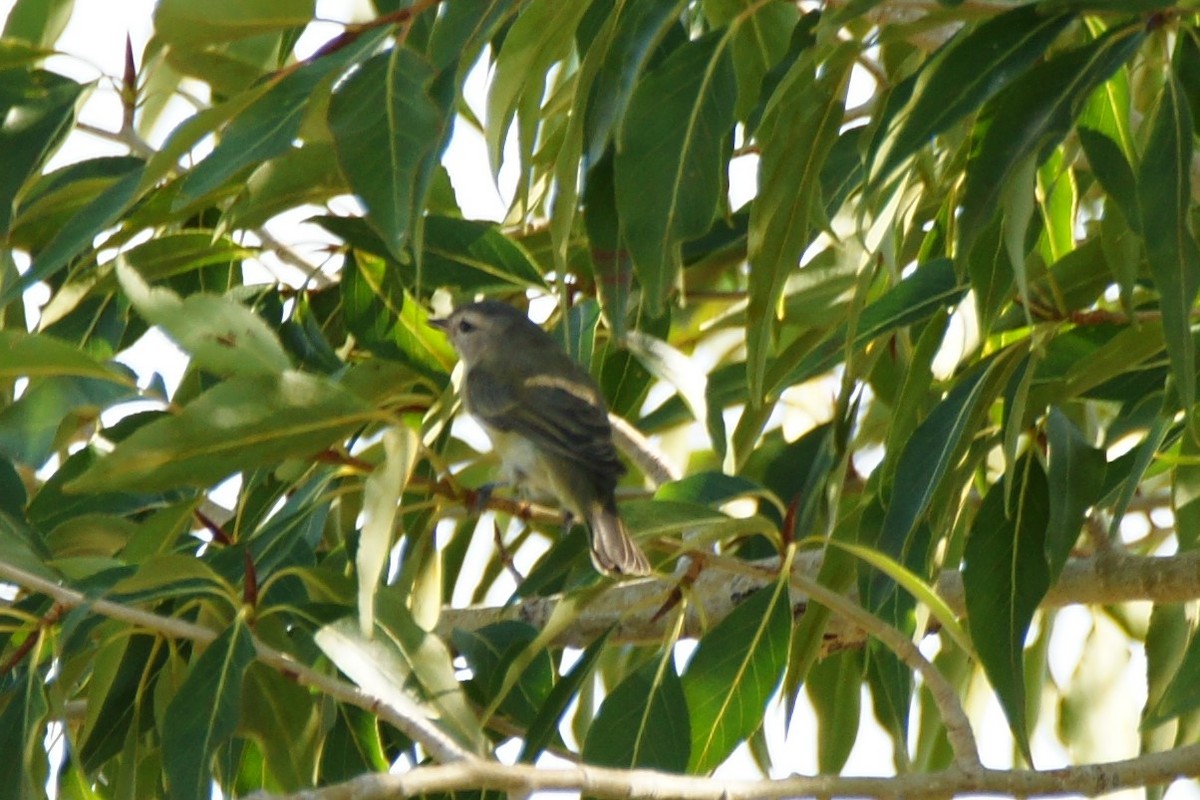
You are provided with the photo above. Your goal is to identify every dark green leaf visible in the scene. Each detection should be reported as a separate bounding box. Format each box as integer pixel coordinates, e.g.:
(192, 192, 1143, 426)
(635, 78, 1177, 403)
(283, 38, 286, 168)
(453, 622, 554, 728)
(769, 257, 965, 395)
(0, 664, 49, 800)
(878, 354, 1010, 556)
(1044, 409, 1106, 581)
(421, 217, 545, 292)
(0, 68, 82, 234)
(682, 581, 791, 773)
(178, 28, 387, 205)
(1077, 127, 1139, 234)
(518, 629, 611, 763)
(873, 6, 1075, 180)
(746, 44, 852, 399)
(79, 634, 165, 771)
(582, 658, 690, 773)
(0, 161, 145, 308)
(806, 650, 862, 774)
(1138, 70, 1200, 422)
(958, 24, 1144, 255)
(162, 617, 256, 800)
(583, 0, 683, 165)
(962, 453, 1051, 762)
(341, 252, 456, 379)
(0, 376, 136, 467)
(615, 32, 736, 312)
(328, 47, 452, 259)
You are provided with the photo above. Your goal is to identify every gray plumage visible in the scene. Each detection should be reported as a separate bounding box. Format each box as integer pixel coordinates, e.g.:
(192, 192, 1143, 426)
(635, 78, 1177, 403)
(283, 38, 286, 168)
(431, 300, 651, 576)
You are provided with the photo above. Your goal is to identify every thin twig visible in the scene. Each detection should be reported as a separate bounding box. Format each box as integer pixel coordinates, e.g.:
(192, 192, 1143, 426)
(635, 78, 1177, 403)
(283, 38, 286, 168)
(0, 561, 472, 764)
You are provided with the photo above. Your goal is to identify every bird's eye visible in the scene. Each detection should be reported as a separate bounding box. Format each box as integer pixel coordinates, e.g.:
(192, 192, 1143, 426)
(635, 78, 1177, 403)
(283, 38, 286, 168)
(457, 319, 475, 334)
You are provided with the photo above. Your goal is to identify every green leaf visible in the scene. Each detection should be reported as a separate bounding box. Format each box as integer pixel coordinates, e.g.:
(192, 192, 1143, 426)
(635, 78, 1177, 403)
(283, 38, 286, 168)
(223, 142, 346, 230)
(484, 0, 589, 174)
(315, 613, 486, 754)
(453, 622, 555, 728)
(116, 259, 292, 377)
(615, 31, 737, 312)
(873, 5, 1075, 181)
(805, 650, 862, 774)
(0, 160, 145, 308)
(340, 253, 456, 379)
(768, 257, 965, 395)
(1138, 70, 1200, 423)
(957, 24, 1144, 255)
(162, 617, 256, 800)
(1044, 409, 1106, 581)
(178, 28, 387, 205)
(0, 664, 49, 800)
(582, 0, 683, 165)
(1078, 128, 1138, 234)
(1175, 428, 1200, 550)
(3, 0, 73, 47)
(65, 371, 376, 493)
(962, 453, 1051, 763)
(239, 665, 323, 791)
(823, 540, 972, 655)
(0, 331, 134, 385)
(518, 629, 611, 762)
(0, 376, 135, 467)
(1142, 604, 1196, 730)
(745, 44, 852, 398)
(357, 426, 418, 635)
(79, 633, 165, 771)
(421, 216, 545, 292)
(0, 68, 82, 235)
(153, 0, 314, 47)
(878, 354, 1011, 557)
(582, 658, 690, 773)
(328, 47, 452, 259)
(682, 580, 790, 773)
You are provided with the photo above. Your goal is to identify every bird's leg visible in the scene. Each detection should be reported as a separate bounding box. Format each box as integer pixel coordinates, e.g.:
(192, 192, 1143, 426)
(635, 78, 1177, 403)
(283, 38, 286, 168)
(561, 510, 576, 537)
(466, 481, 503, 517)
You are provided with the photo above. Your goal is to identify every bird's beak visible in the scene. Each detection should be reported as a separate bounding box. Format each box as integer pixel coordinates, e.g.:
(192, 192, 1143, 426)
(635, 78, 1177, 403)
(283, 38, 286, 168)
(428, 317, 450, 331)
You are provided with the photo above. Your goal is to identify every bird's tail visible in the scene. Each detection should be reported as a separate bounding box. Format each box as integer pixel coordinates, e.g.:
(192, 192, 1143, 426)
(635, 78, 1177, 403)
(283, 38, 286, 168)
(586, 499, 651, 577)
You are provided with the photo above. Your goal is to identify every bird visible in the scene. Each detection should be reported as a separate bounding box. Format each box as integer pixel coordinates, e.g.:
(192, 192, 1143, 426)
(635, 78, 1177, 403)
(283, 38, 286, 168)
(430, 300, 652, 576)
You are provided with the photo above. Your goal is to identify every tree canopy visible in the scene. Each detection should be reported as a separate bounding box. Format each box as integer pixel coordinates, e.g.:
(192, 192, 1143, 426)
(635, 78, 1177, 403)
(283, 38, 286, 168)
(3, 0, 1200, 798)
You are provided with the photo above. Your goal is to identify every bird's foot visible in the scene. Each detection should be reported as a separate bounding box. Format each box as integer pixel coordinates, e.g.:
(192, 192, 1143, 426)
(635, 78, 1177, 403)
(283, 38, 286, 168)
(465, 482, 503, 516)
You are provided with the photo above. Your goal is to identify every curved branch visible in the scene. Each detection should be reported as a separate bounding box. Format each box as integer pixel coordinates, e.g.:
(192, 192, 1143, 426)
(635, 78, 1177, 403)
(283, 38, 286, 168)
(0, 561, 470, 764)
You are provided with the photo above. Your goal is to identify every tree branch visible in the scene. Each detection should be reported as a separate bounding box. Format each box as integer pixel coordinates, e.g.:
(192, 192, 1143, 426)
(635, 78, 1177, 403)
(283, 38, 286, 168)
(436, 549, 1200, 648)
(242, 742, 1200, 800)
(0, 561, 470, 764)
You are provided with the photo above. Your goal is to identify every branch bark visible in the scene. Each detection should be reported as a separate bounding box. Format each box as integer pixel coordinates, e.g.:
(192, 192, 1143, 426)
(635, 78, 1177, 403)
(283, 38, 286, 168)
(243, 742, 1200, 800)
(436, 549, 1200, 648)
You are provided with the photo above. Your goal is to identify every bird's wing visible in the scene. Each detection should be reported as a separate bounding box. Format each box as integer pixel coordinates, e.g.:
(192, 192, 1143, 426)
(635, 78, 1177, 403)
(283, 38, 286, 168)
(465, 364, 625, 482)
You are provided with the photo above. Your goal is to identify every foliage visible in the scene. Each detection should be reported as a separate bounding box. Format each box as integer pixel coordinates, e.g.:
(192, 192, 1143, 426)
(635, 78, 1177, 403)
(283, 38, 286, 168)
(2, 0, 1200, 797)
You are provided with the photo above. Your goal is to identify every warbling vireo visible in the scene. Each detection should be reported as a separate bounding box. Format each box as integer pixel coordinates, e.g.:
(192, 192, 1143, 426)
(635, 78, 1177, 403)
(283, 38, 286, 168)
(430, 300, 651, 576)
